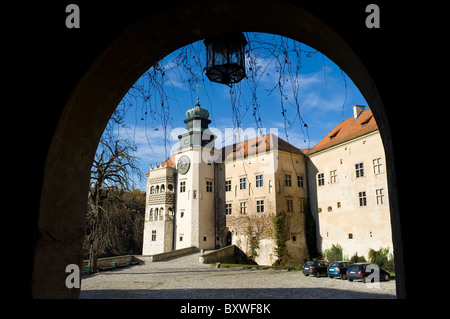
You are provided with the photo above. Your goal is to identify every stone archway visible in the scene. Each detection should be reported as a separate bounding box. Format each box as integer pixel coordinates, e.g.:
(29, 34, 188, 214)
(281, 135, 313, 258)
(31, 0, 404, 298)
(226, 232, 232, 246)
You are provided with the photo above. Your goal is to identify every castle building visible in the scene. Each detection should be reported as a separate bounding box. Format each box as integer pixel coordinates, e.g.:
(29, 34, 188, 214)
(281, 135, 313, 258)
(142, 99, 393, 265)
(215, 133, 308, 265)
(306, 105, 393, 259)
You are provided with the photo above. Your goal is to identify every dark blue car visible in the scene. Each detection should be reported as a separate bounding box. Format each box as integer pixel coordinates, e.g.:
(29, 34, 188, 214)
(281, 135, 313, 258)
(346, 263, 390, 282)
(327, 261, 351, 279)
(302, 260, 329, 278)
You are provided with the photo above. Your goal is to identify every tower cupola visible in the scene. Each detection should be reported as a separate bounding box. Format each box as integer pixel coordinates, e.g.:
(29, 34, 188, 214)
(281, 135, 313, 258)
(186, 99, 210, 121)
(178, 85, 215, 149)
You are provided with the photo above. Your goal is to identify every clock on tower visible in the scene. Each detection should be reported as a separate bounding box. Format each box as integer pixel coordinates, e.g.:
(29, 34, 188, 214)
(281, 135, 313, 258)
(177, 155, 190, 175)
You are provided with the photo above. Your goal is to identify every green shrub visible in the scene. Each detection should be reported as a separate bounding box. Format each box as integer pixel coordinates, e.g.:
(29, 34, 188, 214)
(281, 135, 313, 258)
(246, 217, 260, 261)
(368, 248, 395, 272)
(323, 244, 343, 262)
(349, 252, 366, 263)
(271, 212, 287, 265)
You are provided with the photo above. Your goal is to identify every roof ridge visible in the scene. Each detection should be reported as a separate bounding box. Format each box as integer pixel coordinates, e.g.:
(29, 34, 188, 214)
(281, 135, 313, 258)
(308, 108, 378, 155)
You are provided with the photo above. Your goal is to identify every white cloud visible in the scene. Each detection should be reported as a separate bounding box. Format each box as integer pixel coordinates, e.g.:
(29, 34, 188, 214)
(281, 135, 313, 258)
(300, 91, 346, 112)
(109, 124, 181, 172)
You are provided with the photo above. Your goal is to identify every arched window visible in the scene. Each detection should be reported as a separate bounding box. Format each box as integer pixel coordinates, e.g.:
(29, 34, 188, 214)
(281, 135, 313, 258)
(150, 186, 154, 194)
(160, 207, 164, 220)
(149, 208, 154, 221)
(154, 208, 159, 218)
(155, 185, 159, 193)
(167, 184, 173, 192)
(160, 184, 165, 192)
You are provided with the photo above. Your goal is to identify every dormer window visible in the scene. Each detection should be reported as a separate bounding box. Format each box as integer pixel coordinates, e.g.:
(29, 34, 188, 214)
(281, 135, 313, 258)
(252, 141, 261, 148)
(361, 115, 373, 127)
(329, 129, 340, 140)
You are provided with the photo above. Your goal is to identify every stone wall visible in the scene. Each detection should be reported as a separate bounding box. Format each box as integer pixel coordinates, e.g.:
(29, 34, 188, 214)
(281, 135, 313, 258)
(199, 245, 236, 264)
(141, 246, 199, 262)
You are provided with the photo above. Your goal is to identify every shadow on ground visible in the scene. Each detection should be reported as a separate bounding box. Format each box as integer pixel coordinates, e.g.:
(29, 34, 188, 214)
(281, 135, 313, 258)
(79, 287, 395, 299)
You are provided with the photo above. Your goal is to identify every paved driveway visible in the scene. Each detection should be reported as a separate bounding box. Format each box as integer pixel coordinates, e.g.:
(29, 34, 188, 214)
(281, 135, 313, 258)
(79, 252, 396, 299)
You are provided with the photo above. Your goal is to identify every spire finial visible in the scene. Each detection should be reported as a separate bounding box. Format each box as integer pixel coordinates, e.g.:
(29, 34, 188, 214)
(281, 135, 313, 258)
(196, 84, 200, 106)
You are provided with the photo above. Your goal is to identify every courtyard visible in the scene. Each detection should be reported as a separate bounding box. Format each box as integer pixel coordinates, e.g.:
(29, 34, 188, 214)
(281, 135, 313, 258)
(80, 252, 396, 299)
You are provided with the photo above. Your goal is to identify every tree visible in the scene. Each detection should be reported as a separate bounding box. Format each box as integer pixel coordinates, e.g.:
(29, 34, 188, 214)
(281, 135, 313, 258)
(119, 189, 146, 255)
(115, 33, 346, 156)
(85, 138, 141, 272)
(244, 213, 273, 261)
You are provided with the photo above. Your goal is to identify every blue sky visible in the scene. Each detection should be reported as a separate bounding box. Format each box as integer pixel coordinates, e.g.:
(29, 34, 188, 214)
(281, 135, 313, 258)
(108, 33, 368, 190)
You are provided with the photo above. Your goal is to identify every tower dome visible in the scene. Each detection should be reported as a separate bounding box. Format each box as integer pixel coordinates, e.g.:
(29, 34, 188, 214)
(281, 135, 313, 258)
(178, 86, 215, 149)
(185, 99, 209, 120)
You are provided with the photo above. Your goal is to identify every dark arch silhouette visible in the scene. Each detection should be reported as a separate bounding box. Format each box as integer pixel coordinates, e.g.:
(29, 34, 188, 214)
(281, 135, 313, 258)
(7, 0, 410, 298)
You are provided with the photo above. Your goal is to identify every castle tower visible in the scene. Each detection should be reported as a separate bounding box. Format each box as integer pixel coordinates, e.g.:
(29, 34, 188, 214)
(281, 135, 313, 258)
(142, 163, 176, 255)
(174, 89, 217, 250)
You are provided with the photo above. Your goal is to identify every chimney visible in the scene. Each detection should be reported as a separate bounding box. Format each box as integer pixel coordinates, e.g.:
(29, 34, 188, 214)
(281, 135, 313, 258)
(353, 105, 365, 119)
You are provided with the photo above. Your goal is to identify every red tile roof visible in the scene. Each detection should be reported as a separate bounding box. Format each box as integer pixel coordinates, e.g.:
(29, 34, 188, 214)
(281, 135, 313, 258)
(145, 155, 175, 176)
(146, 111, 377, 176)
(220, 133, 304, 162)
(146, 133, 304, 175)
(307, 108, 378, 155)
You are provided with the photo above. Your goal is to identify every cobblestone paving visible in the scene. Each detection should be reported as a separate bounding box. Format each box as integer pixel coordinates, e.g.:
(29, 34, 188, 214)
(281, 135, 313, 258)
(80, 252, 396, 299)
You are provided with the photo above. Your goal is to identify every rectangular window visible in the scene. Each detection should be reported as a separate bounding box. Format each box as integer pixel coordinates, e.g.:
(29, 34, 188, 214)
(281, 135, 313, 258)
(287, 199, 293, 212)
(240, 177, 247, 190)
(256, 174, 263, 187)
(297, 175, 304, 188)
(225, 180, 231, 192)
(300, 199, 305, 213)
(376, 188, 384, 204)
(151, 230, 156, 241)
(225, 203, 232, 215)
(359, 191, 367, 206)
(355, 162, 365, 178)
(285, 174, 292, 186)
(240, 201, 247, 214)
(256, 200, 264, 213)
(317, 173, 325, 186)
(206, 180, 213, 192)
(180, 181, 186, 193)
(330, 170, 337, 183)
(373, 158, 383, 174)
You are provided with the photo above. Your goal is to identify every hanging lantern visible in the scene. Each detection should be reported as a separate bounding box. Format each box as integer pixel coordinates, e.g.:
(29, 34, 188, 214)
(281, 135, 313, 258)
(204, 33, 247, 86)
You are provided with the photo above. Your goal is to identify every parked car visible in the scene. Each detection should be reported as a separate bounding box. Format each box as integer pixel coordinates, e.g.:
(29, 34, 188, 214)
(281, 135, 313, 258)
(346, 263, 390, 282)
(327, 261, 351, 279)
(302, 260, 329, 278)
